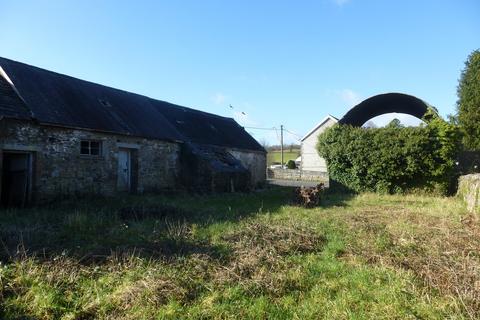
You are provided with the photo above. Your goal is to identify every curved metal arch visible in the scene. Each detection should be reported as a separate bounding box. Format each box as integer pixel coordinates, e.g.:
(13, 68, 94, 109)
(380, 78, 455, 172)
(339, 93, 435, 127)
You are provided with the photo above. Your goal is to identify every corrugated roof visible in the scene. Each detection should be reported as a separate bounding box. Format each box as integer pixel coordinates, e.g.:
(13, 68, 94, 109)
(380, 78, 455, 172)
(0, 57, 264, 152)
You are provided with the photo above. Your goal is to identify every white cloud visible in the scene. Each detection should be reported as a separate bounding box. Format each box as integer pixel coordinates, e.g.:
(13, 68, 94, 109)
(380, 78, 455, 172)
(211, 92, 227, 105)
(332, 0, 350, 6)
(338, 89, 362, 107)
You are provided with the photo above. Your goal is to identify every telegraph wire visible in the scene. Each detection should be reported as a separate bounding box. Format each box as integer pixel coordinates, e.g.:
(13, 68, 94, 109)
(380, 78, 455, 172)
(283, 128, 302, 141)
(243, 125, 302, 143)
(243, 126, 277, 131)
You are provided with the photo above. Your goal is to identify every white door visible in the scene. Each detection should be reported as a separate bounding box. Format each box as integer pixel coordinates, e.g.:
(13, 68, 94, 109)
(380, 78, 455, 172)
(117, 149, 131, 192)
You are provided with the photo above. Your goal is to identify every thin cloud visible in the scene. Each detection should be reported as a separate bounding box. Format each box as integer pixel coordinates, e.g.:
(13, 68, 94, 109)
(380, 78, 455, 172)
(332, 0, 350, 6)
(338, 89, 362, 107)
(211, 92, 228, 105)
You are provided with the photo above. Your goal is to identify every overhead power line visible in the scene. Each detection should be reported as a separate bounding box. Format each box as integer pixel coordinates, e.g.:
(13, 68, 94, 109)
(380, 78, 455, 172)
(283, 128, 302, 140)
(243, 126, 277, 131)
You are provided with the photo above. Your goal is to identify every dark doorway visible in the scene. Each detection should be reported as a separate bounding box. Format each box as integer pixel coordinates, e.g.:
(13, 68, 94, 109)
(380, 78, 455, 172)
(1, 152, 32, 207)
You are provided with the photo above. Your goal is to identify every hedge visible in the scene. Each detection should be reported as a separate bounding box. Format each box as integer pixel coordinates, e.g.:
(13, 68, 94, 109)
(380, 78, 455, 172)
(317, 114, 461, 194)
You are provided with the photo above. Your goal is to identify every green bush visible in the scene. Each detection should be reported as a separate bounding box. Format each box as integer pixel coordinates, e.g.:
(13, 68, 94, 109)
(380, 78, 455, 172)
(457, 49, 480, 150)
(286, 159, 296, 169)
(317, 114, 461, 194)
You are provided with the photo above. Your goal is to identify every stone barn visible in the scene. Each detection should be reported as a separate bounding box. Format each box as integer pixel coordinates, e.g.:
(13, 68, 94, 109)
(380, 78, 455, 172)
(0, 57, 266, 206)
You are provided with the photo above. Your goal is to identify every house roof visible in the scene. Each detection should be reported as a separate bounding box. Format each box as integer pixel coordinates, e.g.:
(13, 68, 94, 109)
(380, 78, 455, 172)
(301, 115, 338, 141)
(0, 57, 264, 152)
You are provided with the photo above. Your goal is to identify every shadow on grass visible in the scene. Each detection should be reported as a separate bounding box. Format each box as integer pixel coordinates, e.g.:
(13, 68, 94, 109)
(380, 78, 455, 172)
(0, 186, 293, 263)
(319, 179, 357, 208)
(321, 189, 356, 208)
(0, 312, 39, 320)
(0, 185, 355, 264)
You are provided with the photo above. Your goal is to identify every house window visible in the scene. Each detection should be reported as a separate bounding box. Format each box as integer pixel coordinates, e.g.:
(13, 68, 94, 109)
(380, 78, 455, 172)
(80, 140, 102, 156)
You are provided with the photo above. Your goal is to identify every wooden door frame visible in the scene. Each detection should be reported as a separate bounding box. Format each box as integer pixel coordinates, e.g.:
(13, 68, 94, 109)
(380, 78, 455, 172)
(118, 148, 132, 192)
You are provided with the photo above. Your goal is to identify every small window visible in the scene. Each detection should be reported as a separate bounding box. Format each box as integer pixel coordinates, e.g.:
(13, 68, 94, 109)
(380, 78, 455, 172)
(80, 140, 102, 156)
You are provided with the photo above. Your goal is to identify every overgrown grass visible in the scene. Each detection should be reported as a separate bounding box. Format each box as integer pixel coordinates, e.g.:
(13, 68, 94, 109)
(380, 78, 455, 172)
(0, 188, 478, 319)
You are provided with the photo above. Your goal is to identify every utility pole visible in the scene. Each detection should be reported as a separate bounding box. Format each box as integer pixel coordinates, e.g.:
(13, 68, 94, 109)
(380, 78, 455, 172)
(280, 124, 284, 168)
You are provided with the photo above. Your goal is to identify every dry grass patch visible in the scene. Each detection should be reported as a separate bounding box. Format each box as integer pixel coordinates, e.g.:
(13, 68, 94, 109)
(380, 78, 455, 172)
(340, 195, 480, 318)
(216, 221, 325, 296)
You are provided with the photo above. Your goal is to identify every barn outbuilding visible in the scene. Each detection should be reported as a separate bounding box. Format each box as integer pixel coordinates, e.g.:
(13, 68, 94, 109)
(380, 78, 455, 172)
(0, 57, 266, 206)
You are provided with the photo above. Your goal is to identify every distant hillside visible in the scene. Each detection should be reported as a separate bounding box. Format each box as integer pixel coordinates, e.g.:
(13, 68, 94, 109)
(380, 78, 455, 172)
(267, 144, 300, 152)
(267, 149, 300, 165)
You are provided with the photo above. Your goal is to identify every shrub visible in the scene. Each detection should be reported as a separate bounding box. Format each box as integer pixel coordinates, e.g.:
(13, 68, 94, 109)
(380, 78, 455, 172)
(457, 49, 480, 150)
(317, 113, 461, 194)
(286, 159, 296, 169)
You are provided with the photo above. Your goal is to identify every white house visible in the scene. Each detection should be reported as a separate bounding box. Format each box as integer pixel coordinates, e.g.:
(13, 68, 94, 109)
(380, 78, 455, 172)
(300, 115, 338, 172)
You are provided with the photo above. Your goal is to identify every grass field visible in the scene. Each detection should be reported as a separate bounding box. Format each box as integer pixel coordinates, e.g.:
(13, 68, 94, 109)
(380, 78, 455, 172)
(1, 188, 478, 319)
(267, 149, 300, 165)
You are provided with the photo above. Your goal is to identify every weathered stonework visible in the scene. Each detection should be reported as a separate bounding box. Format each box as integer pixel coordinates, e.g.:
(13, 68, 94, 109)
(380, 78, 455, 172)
(267, 168, 329, 183)
(1, 119, 180, 202)
(227, 148, 266, 187)
(457, 174, 480, 215)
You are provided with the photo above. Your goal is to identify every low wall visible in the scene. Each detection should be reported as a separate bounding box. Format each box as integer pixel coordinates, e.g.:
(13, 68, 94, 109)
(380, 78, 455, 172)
(458, 151, 480, 175)
(267, 169, 329, 182)
(457, 174, 480, 214)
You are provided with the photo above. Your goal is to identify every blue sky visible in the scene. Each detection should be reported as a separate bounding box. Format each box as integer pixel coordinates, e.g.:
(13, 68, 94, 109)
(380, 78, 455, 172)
(1, 0, 478, 145)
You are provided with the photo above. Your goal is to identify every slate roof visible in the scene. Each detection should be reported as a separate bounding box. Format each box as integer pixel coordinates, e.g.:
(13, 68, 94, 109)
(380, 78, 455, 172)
(149, 99, 264, 151)
(0, 57, 264, 152)
(0, 70, 31, 120)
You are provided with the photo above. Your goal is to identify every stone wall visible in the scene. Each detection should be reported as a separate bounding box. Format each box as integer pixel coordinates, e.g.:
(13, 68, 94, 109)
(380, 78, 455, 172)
(0, 119, 180, 202)
(180, 143, 252, 193)
(457, 174, 480, 215)
(267, 168, 329, 182)
(458, 151, 480, 175)
(228, 148, 267, 187)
